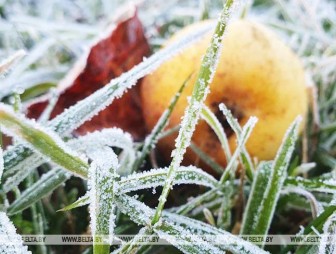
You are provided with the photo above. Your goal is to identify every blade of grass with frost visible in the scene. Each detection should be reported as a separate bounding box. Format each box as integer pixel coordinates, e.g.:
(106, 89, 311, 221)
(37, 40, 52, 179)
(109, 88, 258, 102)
(217, 180, 235, 228)
(0, 212, 31, 253)
(0, 104, 88, 178)
(116, 194, 269, 254)
(317, 213, 336, 254)
(7, 128, 133, 212)
(175, 190, 218, 215)
(0, 38, 55, 99)
(285, 176, 336, 194)
(111, 227, 153, 254)
(281, 187, 321, 218)
(190, 142, 224, 174)
(88, 147, 118, 254)
(151, 0, 237, 226)
(57, 193, 90, 212)
(7, 168, 70, 215)
(201, 105, 231, 162)
(55, 165, 218, 212)
(250, 117, 302, 241)
(117, 166, 218, 194)
(240, 162, 272, 235)
(219, 103, 254, 181)
(133, 75, 190, 171)
(0, 49, 26, 74)
(3, 127, 133, 192)
(220, 116, 258, 183)
(2, 21, 214, 183)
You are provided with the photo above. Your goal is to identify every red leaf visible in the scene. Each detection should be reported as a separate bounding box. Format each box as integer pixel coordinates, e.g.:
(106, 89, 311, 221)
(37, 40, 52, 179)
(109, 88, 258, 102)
(27, 6, 150, 140)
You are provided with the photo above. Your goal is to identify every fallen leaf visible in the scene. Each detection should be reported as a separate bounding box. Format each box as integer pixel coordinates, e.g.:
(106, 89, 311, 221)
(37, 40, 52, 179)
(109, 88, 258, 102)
(27, 5, 150, 140)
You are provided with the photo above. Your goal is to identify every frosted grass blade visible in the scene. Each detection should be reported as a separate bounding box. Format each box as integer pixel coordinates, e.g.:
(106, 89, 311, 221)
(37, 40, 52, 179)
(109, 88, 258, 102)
(133, 75, 189, 171)
(3, 128, 133, 192)
(317, 213, 336, 254)
(220, 116, 258, 183)
(285, 176, 336, 194)
(219, 103, 255, 181)
(249, 117, 302, 243)
(116, 194, 269, 254)
(0, 49, 26, 74)
(88, 147, 118, 254)
(117, 166, 219, 194)
(0, 104, 88, 177)
(0, 212, 31, 253)
(152, 0, 237, 225)
(190, 142, 225, 174)
(58, 194, 90, 212)
(240, 162, 272, 235)
(6, 128, 135, 212)
(7, 168, 69, 215)
(201, 105, 231, 162)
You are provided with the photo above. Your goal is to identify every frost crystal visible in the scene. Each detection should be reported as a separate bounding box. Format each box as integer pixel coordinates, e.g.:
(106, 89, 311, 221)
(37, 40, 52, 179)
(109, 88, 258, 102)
(88, 147, 118, 243)
(0, 212, 31, 253)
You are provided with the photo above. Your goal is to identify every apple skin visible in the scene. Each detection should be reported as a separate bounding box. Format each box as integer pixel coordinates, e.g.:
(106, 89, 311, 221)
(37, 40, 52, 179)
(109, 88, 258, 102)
(140, 19, 308, 170)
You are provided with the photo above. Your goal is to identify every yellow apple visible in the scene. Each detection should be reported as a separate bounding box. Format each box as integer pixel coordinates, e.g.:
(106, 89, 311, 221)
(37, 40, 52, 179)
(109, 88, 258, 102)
(140, 19, 308, 170)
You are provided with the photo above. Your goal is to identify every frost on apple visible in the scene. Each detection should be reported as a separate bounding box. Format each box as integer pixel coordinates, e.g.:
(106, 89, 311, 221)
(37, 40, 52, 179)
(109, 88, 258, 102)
(0, 212, 31, 253)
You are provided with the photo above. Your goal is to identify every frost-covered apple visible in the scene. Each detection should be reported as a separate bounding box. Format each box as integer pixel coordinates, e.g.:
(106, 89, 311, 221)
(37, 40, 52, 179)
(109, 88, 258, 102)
(141, 19, 308, 169)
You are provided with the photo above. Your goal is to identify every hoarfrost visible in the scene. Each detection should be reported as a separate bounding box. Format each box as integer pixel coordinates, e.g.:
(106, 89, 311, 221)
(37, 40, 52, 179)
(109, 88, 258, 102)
(88, 147, 118, 243)
(0, 212, 31, 253)
(117, 166, 218, 194)
(318, 214, 336, 254)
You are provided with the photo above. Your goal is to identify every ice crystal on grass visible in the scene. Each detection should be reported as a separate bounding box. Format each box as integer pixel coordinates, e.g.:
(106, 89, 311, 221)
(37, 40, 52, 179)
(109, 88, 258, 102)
(0, 212, 31, 253)
(88, 147, 118, 247)
(250, 117, 302, 241)
(8, 167, 70, 215)
(116, 194, 269, 254)
(318, 214, 336, 254)
(0, 50, 26, 75)
(117, 166, 218, 194)
(281, 187, 322, 218)
(0, 104, 88, 178)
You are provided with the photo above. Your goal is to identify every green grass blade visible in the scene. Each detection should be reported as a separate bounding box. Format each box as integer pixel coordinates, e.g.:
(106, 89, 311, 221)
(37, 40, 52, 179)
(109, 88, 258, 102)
(57, 194, 90, 212)
(0, 104, 88, 178)
(88, 148, 118, 254)
(190, 142, 225, 174)
(219, 103, 255, 181)
(220, 116, 258, 183)
(133, 75, 190, 171)
(240, 162, 272, 235)
(249, 117, 302, 243)
(3, 128, 133, 192)
(7, 168, 69, 215)
(116, 194, 269, 254)
(151, 0, 237, 225)
(117, 166, 219, 194)
(285, 176, 336, 194)
(201, 105, 231, 162)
